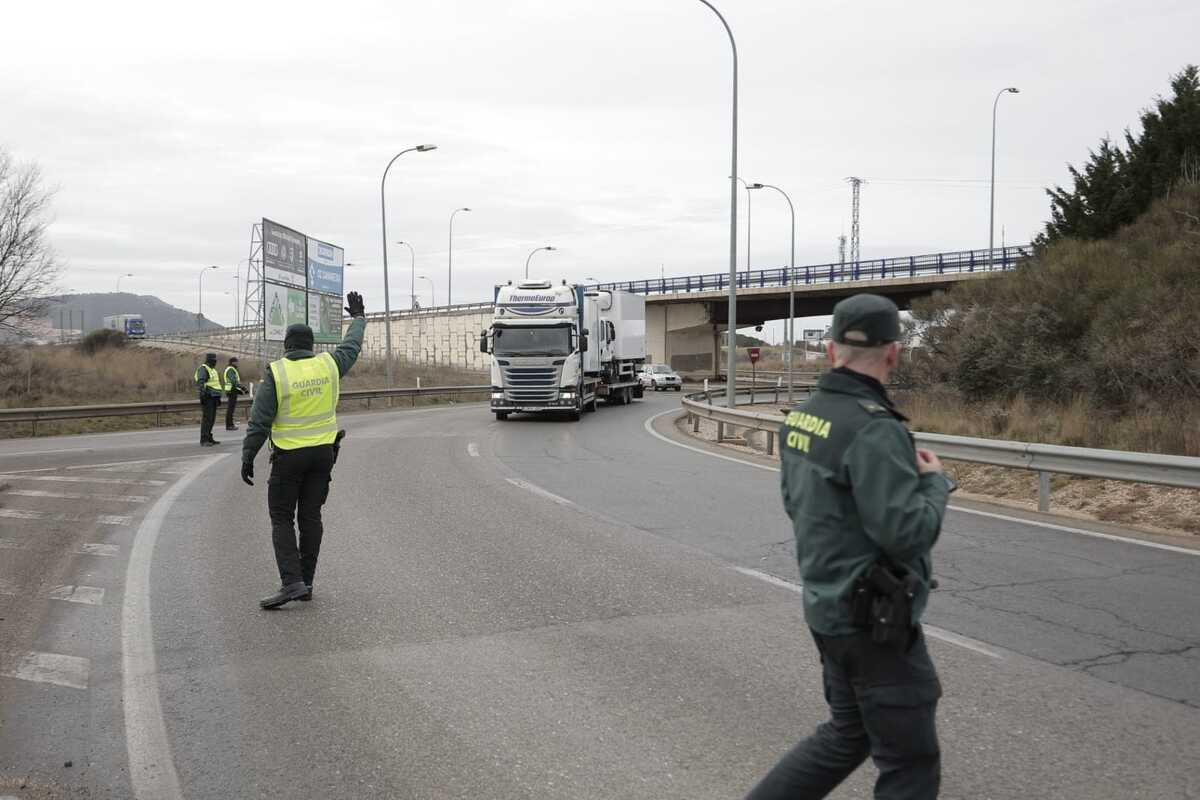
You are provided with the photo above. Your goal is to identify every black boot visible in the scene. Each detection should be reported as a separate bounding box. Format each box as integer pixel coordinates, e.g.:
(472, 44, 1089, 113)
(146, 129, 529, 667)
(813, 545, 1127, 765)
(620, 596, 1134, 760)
(259, 581, 310, 609)
(298, 584, 313, 601)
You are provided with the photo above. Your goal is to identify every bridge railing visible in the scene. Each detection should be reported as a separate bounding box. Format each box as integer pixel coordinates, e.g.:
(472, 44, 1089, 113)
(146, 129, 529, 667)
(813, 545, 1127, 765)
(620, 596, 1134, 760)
(592, 245, 1032, 296)
(679, 388, 1200, 513)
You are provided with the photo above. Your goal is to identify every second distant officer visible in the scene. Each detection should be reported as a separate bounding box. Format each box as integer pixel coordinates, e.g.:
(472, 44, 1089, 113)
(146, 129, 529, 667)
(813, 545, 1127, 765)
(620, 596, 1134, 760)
(195, 352, 223, 446)
(745, 294, 954, 800)
(224, 356, 246, 431)
(240, 291, 366, 609)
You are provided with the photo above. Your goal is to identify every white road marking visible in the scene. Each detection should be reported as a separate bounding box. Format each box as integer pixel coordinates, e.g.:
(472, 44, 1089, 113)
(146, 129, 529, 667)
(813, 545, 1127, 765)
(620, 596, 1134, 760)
(946, 505, 1200, 557)
(1, 650, 90, 690)
(123, 452, 226, 800)
(467, 442, 480, 458)
(0, 437, 198, 459)
(75, 543, 118, 557)
(0, 509, 131, 526)
(4, 488, 149, 503)
(645, 408, 1200, 557)
(643, 409, 778, 472)
(731, 566, 1003, 660)
(65, 455, 211, 471)
(0, 509, 43, 520)
(48, 585, 106, 605)
(506, 477, 575, 507)
(5, 475, 167, 486)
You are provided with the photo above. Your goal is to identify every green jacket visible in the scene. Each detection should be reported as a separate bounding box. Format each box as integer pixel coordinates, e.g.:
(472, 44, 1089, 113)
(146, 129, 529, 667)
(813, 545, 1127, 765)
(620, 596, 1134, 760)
(779, 368, 951, 636)
(241, 317, 366, 465)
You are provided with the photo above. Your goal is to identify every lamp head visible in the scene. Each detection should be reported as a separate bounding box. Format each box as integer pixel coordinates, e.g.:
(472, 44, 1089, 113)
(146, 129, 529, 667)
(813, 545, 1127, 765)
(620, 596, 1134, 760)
(416, 144, 437, 152)
(1006, 87, 1020, 93)
(545, 246, 557, 252)
(461, 207, 472, 212)
(748, 183, 765, 190)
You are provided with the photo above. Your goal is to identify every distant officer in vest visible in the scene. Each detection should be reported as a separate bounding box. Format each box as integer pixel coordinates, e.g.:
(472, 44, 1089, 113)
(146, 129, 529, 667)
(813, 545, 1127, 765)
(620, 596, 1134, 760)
(194, 352, 223, 446)
(224, 356, 247, 431)
(745, 294, 953, 800)
(241, 292, 366, 609)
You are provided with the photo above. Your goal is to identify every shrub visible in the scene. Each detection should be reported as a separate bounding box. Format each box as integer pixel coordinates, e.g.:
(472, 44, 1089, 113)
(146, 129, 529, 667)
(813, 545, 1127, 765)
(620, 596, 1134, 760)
(78, 328, 128, 355)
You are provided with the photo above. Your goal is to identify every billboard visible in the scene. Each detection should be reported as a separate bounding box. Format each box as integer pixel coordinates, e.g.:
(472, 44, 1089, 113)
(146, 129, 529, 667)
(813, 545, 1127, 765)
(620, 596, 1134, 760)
(307, 237, 344, 296)
(265, 282, 308, 342)
(263, 219, 307, 288)
(803, 328, 826, 342)
(308, 292, 343, 344)
(259, 219, 345, 343)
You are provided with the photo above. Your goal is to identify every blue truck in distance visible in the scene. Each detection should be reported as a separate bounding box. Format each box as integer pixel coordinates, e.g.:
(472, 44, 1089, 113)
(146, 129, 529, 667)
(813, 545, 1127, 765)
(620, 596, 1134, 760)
(102, 314, 146, 338)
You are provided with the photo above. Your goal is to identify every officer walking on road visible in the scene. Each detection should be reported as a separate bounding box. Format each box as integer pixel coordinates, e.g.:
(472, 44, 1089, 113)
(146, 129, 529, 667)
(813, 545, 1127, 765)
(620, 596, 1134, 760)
(745, 294, 954, 800)
(195, 352, 223, 446)
(223, 356, 247, 431)
(240, 292, 367, 609)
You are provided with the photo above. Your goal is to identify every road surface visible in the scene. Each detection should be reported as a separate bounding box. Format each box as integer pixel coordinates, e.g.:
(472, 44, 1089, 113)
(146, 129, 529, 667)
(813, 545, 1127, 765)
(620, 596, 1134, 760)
(1, 393, 1197, 798)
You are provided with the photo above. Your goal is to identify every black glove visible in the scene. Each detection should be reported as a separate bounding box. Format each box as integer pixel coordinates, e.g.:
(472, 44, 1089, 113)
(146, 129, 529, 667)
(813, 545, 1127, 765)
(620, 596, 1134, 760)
(345, 291, 365, 318)
(241, 461, 254, 486)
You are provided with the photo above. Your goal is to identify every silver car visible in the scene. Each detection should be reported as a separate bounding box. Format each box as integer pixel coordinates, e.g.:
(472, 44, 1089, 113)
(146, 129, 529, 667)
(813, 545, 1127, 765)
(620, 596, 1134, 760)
(641, 363, 683, 391)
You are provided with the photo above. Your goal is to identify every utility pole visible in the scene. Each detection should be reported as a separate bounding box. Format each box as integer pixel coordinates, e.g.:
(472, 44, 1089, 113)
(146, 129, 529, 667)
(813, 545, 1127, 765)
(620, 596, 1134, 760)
(845, 177, 864, 277)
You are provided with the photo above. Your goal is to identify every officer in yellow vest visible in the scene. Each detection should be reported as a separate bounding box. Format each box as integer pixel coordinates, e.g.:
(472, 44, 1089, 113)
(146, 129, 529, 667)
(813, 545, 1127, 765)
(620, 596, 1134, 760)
(223, 356, 247, 431)
(194, 352, 224, 446)
(240, 292, 366, 609)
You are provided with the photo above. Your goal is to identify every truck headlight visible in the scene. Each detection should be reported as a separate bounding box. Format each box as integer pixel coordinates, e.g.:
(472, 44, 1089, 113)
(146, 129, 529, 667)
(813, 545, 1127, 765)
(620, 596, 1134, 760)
(491, 392, 504, 400)
(560, 390, 575, 399)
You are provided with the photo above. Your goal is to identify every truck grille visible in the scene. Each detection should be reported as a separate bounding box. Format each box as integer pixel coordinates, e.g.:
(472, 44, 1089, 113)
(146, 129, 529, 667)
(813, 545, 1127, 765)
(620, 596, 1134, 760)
(503, 365, 560, 403)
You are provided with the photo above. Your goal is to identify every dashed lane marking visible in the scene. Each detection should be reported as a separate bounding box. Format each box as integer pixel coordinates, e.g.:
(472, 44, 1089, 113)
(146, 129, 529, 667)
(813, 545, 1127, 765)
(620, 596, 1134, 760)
(64, 455, 211, 471)
(505, 477, 575, 507)
(47, 585, 106, 605)
(1, 650, 90, 690)
(3, 489, 149, 503)
(467, 442, 480, 457)
(3, 475, 167, 486)
(75, 543, 118, 557)
(644, 409, 1200, 557)
(0, 509, 131, 525)
(730, 566, 1003, 660)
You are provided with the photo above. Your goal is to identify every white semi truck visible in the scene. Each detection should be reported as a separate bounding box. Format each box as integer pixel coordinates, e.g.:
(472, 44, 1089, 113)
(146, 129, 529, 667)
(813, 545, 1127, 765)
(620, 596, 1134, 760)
(481, 280, 646, 420)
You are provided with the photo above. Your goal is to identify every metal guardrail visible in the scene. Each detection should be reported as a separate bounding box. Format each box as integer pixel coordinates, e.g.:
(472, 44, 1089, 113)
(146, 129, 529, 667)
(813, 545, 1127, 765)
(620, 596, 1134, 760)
(681, 389, 1200, 512)
(0, 385, 490, 437)
(593, 245, 1032, 296)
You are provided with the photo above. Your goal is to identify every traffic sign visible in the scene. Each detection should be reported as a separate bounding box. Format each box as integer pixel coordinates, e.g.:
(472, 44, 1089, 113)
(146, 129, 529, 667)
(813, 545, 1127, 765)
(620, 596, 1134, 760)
(748, 347, 761, 364)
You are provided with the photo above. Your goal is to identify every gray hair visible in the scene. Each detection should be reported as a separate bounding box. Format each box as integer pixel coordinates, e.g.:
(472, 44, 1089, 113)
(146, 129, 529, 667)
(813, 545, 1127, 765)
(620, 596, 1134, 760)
(832, 342, 894, 369)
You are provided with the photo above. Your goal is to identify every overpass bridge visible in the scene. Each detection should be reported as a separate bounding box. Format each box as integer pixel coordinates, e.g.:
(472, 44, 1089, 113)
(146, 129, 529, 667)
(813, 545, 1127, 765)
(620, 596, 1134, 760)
(160, 246, 1030, 375)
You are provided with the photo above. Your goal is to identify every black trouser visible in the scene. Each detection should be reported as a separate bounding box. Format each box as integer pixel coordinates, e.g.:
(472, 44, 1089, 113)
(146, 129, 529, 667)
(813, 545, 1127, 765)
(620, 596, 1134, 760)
(199, 395, 219, 442)
(745, 626, 942, 800)
(267, 444, 334, 588)
(225, 392, 239, 428)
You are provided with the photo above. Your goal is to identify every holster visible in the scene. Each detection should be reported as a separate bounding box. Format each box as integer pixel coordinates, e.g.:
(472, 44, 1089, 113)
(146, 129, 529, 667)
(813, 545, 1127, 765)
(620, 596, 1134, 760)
(849, 562, 920, 649)
(331, 429, 347, 466)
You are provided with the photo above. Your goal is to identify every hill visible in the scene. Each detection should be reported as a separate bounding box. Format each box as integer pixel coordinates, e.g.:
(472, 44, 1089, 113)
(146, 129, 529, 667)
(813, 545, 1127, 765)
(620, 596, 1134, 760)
(43, 293, 225, 336)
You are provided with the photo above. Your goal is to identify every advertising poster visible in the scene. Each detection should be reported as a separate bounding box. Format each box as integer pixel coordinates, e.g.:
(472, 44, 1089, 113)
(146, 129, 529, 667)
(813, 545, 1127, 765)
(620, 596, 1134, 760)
(308, 293, 343, 343)
(307, 237, 344, 297)
(264, 282, 309, 342)
(263, 218, 307, 288)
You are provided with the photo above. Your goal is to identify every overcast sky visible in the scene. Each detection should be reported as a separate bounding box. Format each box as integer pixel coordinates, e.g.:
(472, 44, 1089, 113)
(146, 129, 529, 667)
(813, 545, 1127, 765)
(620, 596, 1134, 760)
(4, 0, 1197, 331)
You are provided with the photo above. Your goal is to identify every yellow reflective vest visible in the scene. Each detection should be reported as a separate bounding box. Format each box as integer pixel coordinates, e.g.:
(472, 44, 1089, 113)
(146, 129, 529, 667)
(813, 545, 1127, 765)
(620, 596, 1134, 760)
(268, 352, 340, 450)
(223, 365, 241, 392)
(200, 364, 223, 395)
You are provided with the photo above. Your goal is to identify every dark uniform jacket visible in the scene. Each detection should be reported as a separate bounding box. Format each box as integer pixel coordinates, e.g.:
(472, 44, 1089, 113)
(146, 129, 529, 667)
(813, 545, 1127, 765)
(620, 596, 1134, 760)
(779, 368, 951, 636)
(241, 318, 366, 465)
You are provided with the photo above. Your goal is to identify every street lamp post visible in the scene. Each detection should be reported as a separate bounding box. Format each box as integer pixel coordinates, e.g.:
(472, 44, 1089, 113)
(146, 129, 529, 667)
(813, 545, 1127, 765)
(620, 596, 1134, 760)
(416, 275, 435, 309)
(990, 87, 1020, 264)
(198, 265, 218, 330)
(395, 241, 417, 310)
(524, 246, 556, 279)
(116, 273, 133, 293)
(380, 144, 437, 388)
(735, 176, 751, 273)
(448, 207, 471, 307)
(748, 182, 796, 403)
(696, 0, 739, 409)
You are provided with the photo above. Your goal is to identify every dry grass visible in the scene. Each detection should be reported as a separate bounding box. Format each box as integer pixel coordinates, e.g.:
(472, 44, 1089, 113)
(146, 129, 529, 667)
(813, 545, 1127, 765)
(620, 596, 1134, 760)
(895, 389, 1200, 457)
(0, 342, 488, 438)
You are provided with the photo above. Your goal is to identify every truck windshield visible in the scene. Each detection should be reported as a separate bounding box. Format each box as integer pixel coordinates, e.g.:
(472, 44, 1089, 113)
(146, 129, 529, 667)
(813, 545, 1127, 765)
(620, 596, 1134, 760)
(128, 320, 145, 334)
(493, 326, 571, 357)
